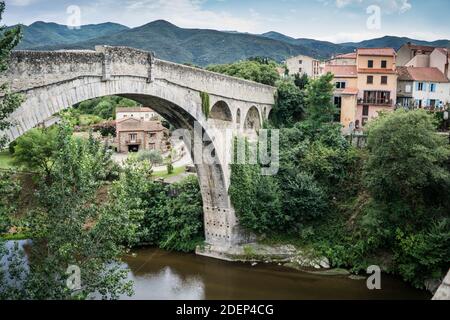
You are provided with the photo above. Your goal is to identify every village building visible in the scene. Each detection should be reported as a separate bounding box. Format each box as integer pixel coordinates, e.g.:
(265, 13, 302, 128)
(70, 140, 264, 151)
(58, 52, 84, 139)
(285, 54, 323, 78)
(325, 48, 398, 132)
(326, 52, 357, 66)
(396, 43, 437, 67)
(115, 107, 169, 153)
(397, 66, 450, 109)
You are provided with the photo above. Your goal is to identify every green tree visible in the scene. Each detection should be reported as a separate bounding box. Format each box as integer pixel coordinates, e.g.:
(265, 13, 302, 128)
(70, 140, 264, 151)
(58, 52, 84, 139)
(270, 79, 305, 127)
(294, 73, 309, 90)
(207, 59, 280, 86)
(0, 1, 22, 149)
(364, 109, 450, 222)
(135, 149, 163, 165)
(13, 127, 58, 175)
(304, 73, 337, 125)
(1, 125, 134, 299)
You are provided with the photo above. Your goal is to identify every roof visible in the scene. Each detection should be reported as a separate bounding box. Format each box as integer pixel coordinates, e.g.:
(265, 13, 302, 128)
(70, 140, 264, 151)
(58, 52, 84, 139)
(435, 47, 449, 58)
(403, 43, 436, 54)
(116, 107, 154, 113)
(357, 48, 396, 57)
(324, 65, 357, 77)
(286, 54, 319, 62)
(116, 118, 166, 132)
(396, 66, 413, 81)
(334, 52, 357, 59)
(341, 88, 359, 95)
(397, 67, 449, 83)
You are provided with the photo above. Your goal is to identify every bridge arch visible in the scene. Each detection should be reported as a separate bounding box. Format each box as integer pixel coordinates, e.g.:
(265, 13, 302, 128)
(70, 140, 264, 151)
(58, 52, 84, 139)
(244, 106, 262, 131)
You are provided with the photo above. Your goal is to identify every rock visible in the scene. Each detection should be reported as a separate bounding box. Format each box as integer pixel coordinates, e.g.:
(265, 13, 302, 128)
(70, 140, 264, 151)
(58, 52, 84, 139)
(251, 262, 257, 267)
(432, 270, 450, 300)
(313, 264, 321, 269)
(319, 257, 330, 269)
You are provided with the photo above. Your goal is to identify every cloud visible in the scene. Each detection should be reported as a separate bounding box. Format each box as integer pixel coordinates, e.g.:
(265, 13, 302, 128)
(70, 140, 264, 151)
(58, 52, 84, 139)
(6, 0, 39, 6)
(331, 0, 412, 13)
(85, 0, 261, 31)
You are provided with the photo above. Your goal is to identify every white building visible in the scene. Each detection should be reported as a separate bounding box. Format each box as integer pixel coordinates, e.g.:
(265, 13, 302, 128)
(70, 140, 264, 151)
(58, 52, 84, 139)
(285, 54, 323, 78)
(397, 67, 450, 109)
(116, 107, 158, 121)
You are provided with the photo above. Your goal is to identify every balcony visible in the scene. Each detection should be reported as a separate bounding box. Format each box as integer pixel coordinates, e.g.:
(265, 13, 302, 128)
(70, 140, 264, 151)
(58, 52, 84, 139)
(358, 98, 393, 106)
(125, 139, 142, 145)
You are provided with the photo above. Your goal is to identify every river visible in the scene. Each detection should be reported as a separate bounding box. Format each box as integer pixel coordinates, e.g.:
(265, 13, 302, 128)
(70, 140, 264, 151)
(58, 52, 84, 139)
(1, 241, 431, 300)
(121, 247, 431, 300)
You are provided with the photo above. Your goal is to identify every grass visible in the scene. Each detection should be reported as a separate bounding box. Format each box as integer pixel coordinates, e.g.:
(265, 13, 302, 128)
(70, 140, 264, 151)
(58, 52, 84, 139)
(152, 166, 186, 179)
(0, 151, 15, 169)
(0, 233, 29, 241)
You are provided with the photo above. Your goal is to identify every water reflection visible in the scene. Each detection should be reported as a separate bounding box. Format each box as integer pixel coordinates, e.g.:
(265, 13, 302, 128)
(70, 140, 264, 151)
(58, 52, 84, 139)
(123, 247, 431, 300)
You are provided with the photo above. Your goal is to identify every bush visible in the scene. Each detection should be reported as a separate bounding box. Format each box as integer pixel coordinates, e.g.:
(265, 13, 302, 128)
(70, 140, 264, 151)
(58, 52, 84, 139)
(394, 218, 450, 289)
(135, 150, 163, 165)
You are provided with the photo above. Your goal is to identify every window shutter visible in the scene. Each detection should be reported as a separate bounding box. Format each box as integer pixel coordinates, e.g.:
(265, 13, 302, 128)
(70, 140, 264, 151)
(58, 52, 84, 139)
(423, 83, 427, 91)
(415, 82, 419, 91)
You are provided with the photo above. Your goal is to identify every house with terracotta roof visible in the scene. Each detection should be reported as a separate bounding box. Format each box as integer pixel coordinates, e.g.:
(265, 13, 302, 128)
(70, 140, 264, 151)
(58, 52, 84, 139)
(325, 48, 398, 131)
(430, 48, 450, 80)
(397, 66, 450, 109)
(115, 107, 169, 153)
(326, 52, 357, 66)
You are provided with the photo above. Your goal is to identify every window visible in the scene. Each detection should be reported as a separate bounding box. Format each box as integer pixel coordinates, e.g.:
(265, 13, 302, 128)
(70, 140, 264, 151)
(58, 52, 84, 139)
(334, 96, 342, 108)
(418, 82, 424, 91)
(367, 76, 374, 84)
(381, 60, 387, 68)
(381, 76, 388, 85)
(368, 60, 374, 68)
(405, 85, 412, 93)
(129, 133, 137, 142)
(430, 83, 436, 92)
(299, 68, 303, 73)
(299, 60, 303, 64)
(363, 105, 369, 116)
(336, 81, 346, 89)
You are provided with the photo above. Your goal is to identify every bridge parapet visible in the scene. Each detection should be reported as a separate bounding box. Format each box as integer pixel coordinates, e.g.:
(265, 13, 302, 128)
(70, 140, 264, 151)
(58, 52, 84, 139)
(2, 46, 276, 105)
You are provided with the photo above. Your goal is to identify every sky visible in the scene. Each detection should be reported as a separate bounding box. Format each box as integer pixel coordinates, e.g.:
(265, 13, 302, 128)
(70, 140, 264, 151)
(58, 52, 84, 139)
(3, 0, 450, 43)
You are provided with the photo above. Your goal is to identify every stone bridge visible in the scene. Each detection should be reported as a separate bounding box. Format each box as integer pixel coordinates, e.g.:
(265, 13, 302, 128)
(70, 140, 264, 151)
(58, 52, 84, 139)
(0, 46, 276, 255)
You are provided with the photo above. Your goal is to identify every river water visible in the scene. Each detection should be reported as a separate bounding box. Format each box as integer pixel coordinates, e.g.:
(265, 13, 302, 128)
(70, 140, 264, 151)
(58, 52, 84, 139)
(1, 241, 431, 300)
(121, 247, 431, 300)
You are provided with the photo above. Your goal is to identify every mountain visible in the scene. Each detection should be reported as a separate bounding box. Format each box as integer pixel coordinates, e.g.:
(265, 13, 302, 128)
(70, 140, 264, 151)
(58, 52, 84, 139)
(341, 35, 450, 50)
(261, 31, 354, 57)
(15, 21, 129, 50)
(27, 20, 318, 66)
(14, 20, 450, 66)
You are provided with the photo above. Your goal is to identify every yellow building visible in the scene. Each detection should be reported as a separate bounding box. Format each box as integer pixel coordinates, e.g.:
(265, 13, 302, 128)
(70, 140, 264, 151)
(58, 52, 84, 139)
(325, 48, 398, 132)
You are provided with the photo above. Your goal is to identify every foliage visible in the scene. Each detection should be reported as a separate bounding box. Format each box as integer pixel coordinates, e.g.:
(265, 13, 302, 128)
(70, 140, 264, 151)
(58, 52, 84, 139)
(270, 79, 305, 127)
(364, 109, 450, 222)
(134, 149, 164, 165)
(75, 96, 139, 120)
(294, 73, 309, 90)
(0, 2, 23, 149)
(200, 91, 210, 119)
(12, 127, 58, 175)
(394, 218, 450, 288)
(1, 124, 134, 299)
(110, 161, 203, 251)
(92, 120, 116, 137)
(207, 59, 280, 86)
(229, 137, 283, 234)
(304, 73, 337, 125)
(0, 171, 21, 234)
